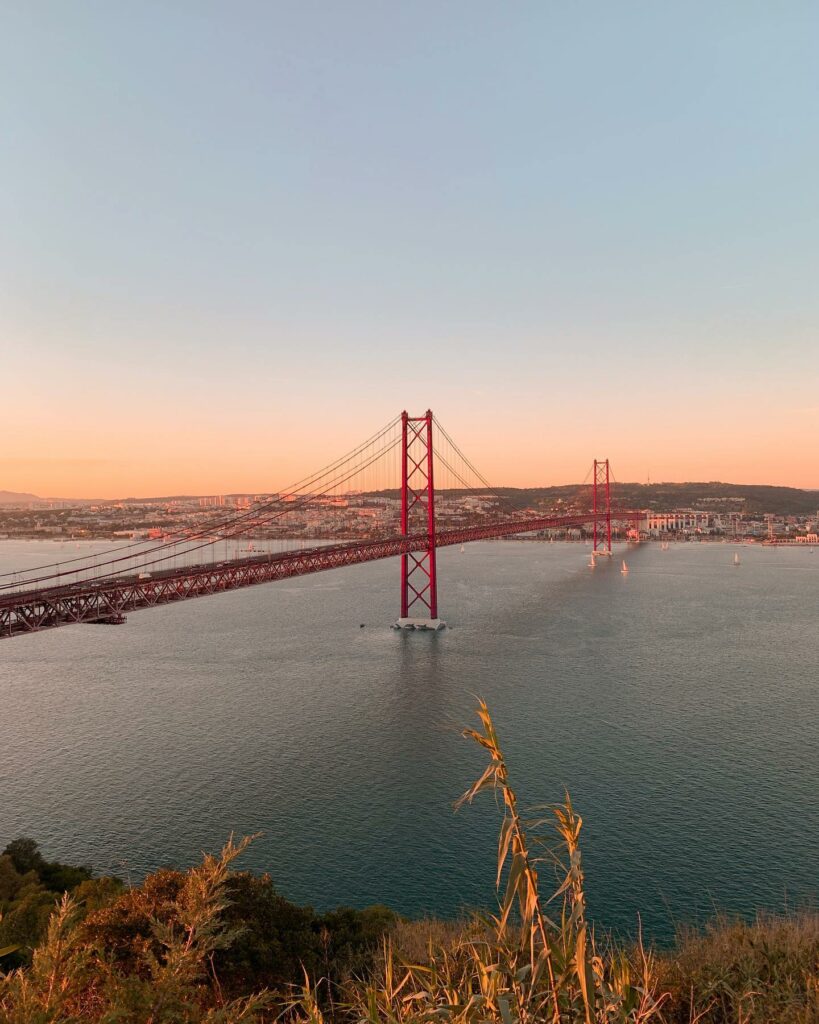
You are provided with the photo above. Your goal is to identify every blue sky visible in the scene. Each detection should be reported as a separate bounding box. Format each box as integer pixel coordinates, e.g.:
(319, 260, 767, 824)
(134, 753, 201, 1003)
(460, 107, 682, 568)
(1, 2, 817, 495)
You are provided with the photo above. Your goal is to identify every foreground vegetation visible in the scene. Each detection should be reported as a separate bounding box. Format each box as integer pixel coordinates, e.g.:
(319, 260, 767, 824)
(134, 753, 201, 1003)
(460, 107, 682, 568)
(1, 702, 816, 1023)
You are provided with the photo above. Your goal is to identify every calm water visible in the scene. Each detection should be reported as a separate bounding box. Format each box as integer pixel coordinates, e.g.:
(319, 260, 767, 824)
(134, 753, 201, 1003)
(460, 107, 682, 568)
(1, 539, 816, 942)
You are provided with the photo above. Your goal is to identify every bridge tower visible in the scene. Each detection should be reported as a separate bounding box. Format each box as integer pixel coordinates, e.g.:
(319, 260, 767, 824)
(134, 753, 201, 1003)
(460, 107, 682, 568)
(592, 458, 612, 559)
(395, 410, 445, 630)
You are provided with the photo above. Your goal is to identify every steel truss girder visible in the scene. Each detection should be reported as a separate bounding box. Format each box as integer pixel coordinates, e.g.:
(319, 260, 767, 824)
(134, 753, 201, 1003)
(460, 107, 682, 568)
(0, 509, 641, 640)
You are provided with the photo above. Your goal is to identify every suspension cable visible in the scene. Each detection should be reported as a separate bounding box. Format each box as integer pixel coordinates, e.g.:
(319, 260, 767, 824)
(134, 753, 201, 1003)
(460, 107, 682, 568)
(434, 418, 543, 519)
(31, 435, 403, 592)
(1, 416, 401, 590)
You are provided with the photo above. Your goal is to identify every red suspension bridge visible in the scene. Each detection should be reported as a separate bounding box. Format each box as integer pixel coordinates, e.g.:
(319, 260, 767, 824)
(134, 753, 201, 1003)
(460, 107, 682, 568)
(0, 412, 640, 639)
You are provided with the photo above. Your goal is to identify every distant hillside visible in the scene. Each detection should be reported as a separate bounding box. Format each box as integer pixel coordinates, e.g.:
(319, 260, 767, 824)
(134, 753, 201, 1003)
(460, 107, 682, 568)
(118, 493, 272, 504)
(614, 482, 816, 515)
(0, 490, 43, 505)
(3, 483, 814, 516)
(479, 482, 818, 516)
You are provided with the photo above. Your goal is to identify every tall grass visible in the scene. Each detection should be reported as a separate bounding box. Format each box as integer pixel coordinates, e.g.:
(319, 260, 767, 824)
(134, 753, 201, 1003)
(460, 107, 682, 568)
(302, 699, 666, 1024)
(658, 911, 819, 1024)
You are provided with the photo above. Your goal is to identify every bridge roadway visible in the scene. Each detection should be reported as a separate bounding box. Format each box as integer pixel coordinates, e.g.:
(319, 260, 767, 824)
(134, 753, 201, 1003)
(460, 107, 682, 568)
(0, 510, 640, 638)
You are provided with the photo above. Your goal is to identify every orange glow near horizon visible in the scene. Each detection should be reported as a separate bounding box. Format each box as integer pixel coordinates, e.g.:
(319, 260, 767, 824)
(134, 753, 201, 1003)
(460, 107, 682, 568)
(3, 401, 817, 500)
(5, 315, 817, 500)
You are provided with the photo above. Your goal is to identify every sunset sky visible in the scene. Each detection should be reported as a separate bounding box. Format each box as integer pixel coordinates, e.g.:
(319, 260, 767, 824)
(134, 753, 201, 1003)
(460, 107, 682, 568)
(2, 2, 817, 498)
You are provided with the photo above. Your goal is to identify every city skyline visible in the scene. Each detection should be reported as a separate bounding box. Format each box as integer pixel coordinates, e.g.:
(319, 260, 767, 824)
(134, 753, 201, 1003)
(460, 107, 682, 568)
(3, 2, 818, 497)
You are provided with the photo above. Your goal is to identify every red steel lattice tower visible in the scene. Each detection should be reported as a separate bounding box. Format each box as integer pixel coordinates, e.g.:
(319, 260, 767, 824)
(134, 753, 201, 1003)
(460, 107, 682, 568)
(397, 410, 442, 628)
(592, 458, 612, 558)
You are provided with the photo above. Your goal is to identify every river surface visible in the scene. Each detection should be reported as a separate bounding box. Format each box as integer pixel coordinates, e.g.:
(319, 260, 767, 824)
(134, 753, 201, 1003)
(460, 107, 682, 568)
(1, 538, 816, 941)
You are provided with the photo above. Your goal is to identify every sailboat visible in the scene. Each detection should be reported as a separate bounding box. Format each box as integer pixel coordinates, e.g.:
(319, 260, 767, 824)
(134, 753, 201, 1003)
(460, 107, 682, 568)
(661, 540, 669, 551)
(733, 552, 741, 566)
(587, 554, 595, 568)
(621, 560, 629, 574)
(460, 544, 465, 553)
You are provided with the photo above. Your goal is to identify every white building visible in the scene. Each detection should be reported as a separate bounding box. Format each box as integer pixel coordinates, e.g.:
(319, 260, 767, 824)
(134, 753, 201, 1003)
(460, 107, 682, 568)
(641, 510, 711, 536)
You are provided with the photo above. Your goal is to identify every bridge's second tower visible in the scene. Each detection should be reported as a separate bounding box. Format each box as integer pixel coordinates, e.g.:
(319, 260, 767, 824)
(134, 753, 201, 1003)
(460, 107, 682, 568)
(592, 458, 613, 559)
(396, 410, 445, 630)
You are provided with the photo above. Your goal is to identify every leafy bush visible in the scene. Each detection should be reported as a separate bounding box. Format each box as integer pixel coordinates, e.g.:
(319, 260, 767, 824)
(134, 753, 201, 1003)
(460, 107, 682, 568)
(0, 838, 110, 970)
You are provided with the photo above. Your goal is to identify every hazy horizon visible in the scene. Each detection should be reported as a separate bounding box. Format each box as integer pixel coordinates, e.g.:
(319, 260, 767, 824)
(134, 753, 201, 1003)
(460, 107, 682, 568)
(3, 3, 817, 496)
(4, 463, 819, 503)
(2, 477, 818, 504)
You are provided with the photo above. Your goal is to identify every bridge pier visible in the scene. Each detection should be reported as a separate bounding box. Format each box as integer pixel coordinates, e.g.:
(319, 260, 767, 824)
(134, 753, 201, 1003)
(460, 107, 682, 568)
(395, 410, 445, 630)
(592, 458, 613, 559)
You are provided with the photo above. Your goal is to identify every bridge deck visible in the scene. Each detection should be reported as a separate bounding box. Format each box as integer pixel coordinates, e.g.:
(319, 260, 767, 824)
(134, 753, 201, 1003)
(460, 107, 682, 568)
(0, 511, 639, 638)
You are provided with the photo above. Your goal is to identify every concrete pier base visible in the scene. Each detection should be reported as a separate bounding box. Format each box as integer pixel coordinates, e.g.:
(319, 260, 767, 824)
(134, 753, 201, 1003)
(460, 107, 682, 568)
(394, 617, 446, 631)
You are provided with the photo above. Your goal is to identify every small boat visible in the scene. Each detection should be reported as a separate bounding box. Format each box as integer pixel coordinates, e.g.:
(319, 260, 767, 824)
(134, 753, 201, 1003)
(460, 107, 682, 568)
(661, 541, 669, 551)
(733, 552, 741, 566)
(621, 560, 629, 574)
